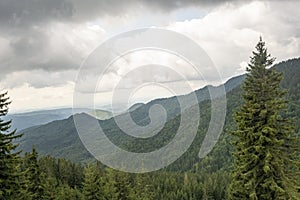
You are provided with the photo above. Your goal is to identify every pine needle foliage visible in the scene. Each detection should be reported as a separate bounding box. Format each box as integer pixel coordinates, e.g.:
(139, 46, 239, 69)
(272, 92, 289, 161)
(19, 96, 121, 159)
(228, 38, 300, 200)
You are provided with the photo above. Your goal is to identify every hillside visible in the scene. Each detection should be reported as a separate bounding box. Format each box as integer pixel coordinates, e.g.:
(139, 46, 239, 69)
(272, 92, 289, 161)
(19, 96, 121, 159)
(17, 74, 243, 162)
(17, 58, 300, 171)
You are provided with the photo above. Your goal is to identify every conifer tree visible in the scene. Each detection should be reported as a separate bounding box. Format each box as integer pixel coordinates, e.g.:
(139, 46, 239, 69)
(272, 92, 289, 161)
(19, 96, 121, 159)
(228, 38, 300, 199)
(41, 177, 57, 200)
(55, 183, 83, 200)
(113, 170, 132, 200)
(131, 173, 154, 200)
(82, 163, 104, 200)
(0, 91, 23, 199)
(23, 147, 45, 199)
(103, 168, 118, 200)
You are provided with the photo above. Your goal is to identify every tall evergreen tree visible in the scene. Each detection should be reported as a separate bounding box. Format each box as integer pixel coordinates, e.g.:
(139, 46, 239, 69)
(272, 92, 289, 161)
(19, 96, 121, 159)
(113, 170, 132, 200)
(0, 91, 23, 199)
(23, 147, 45, 199)
(131, 173, 154, 200)
(82, 163, 104, 200)
(228, 38, 300, 199)
(103, 168, 118, 200)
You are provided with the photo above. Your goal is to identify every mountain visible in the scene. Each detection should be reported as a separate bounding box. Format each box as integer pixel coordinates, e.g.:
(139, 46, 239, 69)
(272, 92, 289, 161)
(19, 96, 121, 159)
(17, 113, 94, 162)
(6, 107, 113, 131)
(17, 72, 243, 162)
(17, 58, 300, 170)
(5, 108, 91, 131)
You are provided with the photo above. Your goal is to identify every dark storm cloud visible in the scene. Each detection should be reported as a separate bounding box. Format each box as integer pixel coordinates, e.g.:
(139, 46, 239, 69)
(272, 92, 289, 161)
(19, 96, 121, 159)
(62, 0, 247, 22)
(0, 0, 76, 78)
(141, 0, 242, 10)
(0, 0, 73, 28)
(0, 0, 244, 28)
(0, 25, 77, 76)
(0, 0, 248, 83)
(9, 29, 47, 57)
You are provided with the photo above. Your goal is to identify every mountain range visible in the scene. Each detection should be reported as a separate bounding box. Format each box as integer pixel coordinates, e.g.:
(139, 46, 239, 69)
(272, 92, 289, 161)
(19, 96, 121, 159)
(6, 108, 115, 131)
(16, 58, 300, 171)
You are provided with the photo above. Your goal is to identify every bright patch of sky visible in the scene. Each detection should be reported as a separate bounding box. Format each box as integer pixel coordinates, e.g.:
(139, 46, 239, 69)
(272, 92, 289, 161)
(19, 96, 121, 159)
(172, 7, 209, 22)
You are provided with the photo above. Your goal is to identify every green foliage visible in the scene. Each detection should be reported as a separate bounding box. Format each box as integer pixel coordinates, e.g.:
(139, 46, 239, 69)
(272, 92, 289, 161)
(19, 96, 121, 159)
(23, 147, 44, 199)
(130, 173, 155, 200)
(228, 38, 300, 199)
(0, 91, 23, 199)
(82, 163, 104, 200)
(109, 169, 132, 200)
(6, 153, 230, 199)
(54, 183, 83, 200)
(38, 156, 85, 189)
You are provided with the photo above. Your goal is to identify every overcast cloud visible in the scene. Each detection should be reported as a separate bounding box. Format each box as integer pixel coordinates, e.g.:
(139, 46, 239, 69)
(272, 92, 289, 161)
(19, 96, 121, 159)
(0, 0, 299, 112)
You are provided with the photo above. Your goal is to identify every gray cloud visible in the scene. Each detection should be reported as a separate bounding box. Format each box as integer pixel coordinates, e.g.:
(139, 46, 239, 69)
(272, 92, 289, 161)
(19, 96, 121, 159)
(0, 0, 245, 28)
(62, 0, 248, 24)
(0, 0, 75, 78)
(9, 29, 48, 57)
(0, 0, 73, 29)
(0, 0, 299, 112)
(0, 0, 298, 90)
(0, 26, 79, 77)
(0, 0, 243, 78)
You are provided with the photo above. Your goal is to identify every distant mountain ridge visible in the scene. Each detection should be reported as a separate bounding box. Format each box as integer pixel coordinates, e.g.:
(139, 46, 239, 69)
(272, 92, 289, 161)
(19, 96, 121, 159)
(7, 73, 244, 132)
(6, 108, 112, 131)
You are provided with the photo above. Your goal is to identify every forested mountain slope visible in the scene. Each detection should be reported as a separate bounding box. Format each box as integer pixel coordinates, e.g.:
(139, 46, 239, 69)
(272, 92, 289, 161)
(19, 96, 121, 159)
(18, 58, 300, 171)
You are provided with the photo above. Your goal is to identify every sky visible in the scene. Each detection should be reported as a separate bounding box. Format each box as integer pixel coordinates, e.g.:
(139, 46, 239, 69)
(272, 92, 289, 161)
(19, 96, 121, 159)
(0, 0, 299, 113)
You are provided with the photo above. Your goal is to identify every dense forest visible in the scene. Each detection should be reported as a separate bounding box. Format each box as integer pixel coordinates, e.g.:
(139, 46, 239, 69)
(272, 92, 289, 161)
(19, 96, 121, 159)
(1, 40, 300, 199)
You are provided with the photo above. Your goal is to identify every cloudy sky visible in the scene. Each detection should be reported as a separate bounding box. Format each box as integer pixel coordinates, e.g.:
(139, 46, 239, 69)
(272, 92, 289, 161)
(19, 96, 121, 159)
(0, 0, 299, 113)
